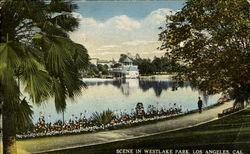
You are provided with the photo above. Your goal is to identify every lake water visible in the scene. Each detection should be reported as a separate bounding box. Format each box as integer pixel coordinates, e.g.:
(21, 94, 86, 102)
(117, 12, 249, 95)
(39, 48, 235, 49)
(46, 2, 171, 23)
(31, 78, 220, 123)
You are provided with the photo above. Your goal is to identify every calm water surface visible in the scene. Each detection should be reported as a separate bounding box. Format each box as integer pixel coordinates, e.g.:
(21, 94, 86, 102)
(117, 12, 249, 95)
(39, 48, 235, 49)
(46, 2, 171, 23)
(31, 78, 220, 123)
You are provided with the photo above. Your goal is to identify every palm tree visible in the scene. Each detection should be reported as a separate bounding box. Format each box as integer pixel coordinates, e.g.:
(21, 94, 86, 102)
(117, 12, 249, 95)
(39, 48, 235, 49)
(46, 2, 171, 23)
(0, 1, 89, 153)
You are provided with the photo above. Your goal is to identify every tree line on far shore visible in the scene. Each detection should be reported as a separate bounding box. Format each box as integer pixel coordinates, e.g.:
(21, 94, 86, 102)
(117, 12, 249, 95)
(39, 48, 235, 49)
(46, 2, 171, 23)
(84, 54, 184, 77)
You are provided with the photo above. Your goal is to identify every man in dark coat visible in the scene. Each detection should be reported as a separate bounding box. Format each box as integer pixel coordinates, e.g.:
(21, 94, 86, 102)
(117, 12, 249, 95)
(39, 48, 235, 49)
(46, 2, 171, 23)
(198, 97, 203, 113)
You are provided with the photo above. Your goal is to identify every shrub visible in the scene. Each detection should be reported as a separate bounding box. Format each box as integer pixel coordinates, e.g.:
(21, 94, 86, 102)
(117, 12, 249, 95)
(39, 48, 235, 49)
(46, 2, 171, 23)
(92, 109, 115, 126)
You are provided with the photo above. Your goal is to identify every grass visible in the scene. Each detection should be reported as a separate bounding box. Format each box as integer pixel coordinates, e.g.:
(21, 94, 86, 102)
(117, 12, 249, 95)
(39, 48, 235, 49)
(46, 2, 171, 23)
(43, 108, 250, 154)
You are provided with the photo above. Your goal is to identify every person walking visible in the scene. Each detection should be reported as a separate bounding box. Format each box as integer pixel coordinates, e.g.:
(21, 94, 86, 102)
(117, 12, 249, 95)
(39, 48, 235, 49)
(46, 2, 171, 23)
(198, 97, 203, 113)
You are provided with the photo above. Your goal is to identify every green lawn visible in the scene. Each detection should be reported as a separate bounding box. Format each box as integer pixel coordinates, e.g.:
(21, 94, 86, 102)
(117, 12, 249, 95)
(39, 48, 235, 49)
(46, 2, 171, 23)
(44, 108, 250, 154)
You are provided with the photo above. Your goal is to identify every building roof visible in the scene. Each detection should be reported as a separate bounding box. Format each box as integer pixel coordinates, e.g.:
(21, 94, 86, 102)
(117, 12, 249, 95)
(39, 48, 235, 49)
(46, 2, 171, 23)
(122, 57, 133, 63)
(121, 66, 138, 71)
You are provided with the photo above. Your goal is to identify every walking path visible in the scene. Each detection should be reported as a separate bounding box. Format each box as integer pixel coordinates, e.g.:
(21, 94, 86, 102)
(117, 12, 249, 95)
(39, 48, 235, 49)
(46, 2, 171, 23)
(17, 101, 234, 153)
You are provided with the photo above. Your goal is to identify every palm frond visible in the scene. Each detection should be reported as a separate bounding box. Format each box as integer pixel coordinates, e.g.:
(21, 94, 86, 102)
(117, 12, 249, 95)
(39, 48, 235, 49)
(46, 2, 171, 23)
(21, 69, 52, 103)
(50, 14, 79, 32)
(92, 109, 115, 126)
(15, 98, 33, 133)
(52, 77, 67, 113)
(72, 43, 90, 70)
(46, 0, 78, 14)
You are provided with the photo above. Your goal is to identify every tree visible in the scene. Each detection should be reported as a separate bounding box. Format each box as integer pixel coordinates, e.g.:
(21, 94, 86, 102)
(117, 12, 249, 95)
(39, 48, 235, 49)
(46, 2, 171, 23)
(159, 57, 170, 72)
(112, 63, 122, 68)
(85, 64, 99, 77)
(97, 64, 109, 75)
(159, 0, 250, 106)
(152, 57, 162, 73)
(118, 54, 129, 63)
(137, 59, 155, 75)
(135, 53, 141, 60)
(0, 1, 89, 153)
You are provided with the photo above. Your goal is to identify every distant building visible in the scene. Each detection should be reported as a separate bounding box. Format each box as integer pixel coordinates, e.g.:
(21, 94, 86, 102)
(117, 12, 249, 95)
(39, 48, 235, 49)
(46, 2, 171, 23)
(110, 57, 139, 79)
(90, 58, 115, 68)
(97, 60, 114, 68)
(90, 58, 98, 66)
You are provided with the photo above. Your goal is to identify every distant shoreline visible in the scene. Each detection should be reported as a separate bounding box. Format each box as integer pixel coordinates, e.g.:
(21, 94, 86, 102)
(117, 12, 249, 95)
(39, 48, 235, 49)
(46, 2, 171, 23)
(82, 74, 176, 80)
(140, 74, 175, 79)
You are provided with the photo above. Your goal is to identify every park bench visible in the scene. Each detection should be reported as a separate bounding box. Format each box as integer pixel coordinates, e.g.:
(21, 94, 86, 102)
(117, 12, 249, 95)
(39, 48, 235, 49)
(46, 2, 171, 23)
(218, 105, 244, 118)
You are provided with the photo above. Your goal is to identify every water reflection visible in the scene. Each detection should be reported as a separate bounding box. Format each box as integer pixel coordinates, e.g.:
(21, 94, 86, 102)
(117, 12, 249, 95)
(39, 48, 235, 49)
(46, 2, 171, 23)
(83, 78, 210, 106)
(139, 79, 180, 96)
(84, 78, 191, 97)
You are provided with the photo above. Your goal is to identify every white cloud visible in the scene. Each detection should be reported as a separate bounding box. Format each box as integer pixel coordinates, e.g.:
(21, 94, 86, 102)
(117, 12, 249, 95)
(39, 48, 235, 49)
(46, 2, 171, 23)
(73, 8, 175, 37)
(143, 50, 165, 54)
(92, 51, 122, 56)
(106, 15, 141, 31)
(143, 8, 175, 27)
(122, 40, 158, 46)
(71, 12, 84, 20)
(95, 48, 109, 51)
(96, 45, 120, 51)
(70, 8, 176, 59)
(78, 15, 140, 32)
(102, 45, 119, 48)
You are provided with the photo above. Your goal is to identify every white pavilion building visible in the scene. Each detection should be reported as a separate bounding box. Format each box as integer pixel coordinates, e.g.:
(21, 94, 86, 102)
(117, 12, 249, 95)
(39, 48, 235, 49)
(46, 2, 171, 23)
(111, 57, 139, 79)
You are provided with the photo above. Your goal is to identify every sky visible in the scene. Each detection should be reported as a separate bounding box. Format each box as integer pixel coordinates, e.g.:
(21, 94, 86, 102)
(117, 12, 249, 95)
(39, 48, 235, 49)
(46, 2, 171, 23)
(69, 1, 186, 60)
